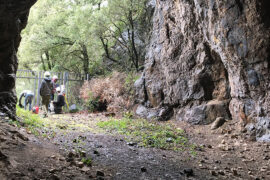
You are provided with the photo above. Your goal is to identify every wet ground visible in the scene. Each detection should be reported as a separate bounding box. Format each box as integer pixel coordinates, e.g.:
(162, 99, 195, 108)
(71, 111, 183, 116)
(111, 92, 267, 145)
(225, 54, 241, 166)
(0, 113, 270, 179)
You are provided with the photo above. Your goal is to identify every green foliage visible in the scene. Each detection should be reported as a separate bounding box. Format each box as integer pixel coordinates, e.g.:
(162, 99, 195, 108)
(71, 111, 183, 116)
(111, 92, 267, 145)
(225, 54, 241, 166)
(124, 71, 140, 96)
(18, 0, 151, 74)
(81, 157, 92, 166)
(86, 92, 102, 112)
(97, 116, 194, 152)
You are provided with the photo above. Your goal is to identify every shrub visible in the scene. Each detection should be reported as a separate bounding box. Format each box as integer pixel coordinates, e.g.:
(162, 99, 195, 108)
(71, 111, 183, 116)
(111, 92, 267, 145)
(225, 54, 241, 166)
(80, 71, 137, 113)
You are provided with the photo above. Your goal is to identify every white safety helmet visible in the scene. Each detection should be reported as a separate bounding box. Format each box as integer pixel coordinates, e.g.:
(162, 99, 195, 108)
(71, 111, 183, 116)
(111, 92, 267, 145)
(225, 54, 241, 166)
(56, 87, 61, 93)
(53, 75, 58, 79)
(44, 71, 51, 78)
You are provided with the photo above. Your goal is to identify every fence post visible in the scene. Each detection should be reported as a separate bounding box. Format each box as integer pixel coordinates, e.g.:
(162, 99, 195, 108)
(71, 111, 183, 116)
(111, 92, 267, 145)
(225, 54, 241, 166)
(36, 71, 42, 106)
(33, 71, 37, 106)
(63, 72, 69, 111)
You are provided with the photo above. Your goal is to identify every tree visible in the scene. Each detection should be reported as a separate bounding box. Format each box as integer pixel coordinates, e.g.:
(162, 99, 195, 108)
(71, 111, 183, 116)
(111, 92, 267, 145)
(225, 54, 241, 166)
(18, 0, 151, 74)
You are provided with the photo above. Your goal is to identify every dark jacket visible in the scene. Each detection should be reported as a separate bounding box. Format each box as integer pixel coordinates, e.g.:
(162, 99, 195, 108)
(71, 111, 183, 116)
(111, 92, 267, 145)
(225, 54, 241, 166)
(40, 78, 53, 96)
(53, 94, 65, 113)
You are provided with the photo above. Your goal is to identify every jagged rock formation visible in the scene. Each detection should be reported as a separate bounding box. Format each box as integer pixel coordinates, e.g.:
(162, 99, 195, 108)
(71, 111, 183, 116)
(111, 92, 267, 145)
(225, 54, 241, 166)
(136, 0, 270, 141)
(0, 0, 36, 118)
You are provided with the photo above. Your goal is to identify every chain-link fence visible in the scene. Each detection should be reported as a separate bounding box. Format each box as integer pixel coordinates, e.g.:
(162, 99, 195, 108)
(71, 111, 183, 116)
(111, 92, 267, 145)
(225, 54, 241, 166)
(16, 70, 89, 111)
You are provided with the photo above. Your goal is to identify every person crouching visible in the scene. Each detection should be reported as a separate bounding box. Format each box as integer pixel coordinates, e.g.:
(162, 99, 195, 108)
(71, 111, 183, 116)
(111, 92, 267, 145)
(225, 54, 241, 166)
(18, 90, 34, 111)
(53, 87, 65, 114)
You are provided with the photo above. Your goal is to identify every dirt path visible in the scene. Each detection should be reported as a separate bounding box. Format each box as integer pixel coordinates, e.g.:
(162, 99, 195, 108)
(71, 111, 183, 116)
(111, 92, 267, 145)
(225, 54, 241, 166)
(1, 113, 270, 180)
(44, 113, 210, 180)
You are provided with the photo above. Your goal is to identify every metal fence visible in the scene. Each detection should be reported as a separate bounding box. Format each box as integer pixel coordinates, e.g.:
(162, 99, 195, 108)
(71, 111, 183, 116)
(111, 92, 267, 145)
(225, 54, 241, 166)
(16, 70, 89, 108)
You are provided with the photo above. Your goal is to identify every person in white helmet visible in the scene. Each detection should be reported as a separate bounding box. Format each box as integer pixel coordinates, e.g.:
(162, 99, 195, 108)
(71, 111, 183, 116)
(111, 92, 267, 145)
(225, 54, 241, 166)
(53, 87, 65, 114)
(51, 75, 59, 100)
(39, 71, 53, 117)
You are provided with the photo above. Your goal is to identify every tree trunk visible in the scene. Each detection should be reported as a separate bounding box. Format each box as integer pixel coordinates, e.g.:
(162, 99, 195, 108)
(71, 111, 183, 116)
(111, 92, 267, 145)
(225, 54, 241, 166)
(128, 9, 139, 71)
(45, 51, 52, 70)
(40, 54, 47, 71)
(100, 36, 118, 63)
(80, 43, 89, 76)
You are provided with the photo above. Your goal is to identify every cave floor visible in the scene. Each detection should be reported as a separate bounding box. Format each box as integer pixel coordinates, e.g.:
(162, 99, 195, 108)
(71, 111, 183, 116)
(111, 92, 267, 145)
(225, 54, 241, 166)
(0, 112, 269, 180)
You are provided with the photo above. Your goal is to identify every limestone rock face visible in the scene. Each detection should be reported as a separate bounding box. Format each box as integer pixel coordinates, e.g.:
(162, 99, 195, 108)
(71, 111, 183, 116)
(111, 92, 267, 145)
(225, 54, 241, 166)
(0, 0, 36, 118)
(138, 0, 270, 141)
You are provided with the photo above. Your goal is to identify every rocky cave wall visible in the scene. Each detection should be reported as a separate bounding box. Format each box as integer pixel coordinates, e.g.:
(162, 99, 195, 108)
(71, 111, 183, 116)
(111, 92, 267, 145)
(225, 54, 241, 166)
(136, 0, 270, 141)
(0, 0, 36, 118)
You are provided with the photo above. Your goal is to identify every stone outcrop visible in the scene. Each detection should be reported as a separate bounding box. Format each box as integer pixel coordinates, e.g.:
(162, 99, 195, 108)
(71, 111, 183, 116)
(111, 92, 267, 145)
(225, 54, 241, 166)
(0, 0, 36, 118)
(136, 0, 270, 141)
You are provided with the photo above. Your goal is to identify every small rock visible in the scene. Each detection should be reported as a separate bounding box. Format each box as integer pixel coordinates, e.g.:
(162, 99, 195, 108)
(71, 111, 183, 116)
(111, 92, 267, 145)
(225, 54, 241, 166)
(81, 167, 90, 172)
(93, 150, 100, 156)
(166, 137, 173, 143)
(16, 133, 29, 141)
(210, 170, 217, 176)
(96, 170, 105, 177)
(0, 150, 7, 160)
(66, 157, 74, 162)
(80, 151, 86, 157)
(127, 142, 137, 146)
(59, 157, 65, 161)
(215, 160, 221, 164)
(207, 144, 212, 149)
(95, 145, 103, 148)
(260, 166, 268, 172)
(141, 167, 147, 172)
(50, 174, 60, 180)
(211, 117, 226, 130)
(49, 169, 57, 173)
(27, 167, 35, 172)
(232, 168, 238, 176)
(183, 168, 193, 177)
(221, 139, 226, 144)
(68, 151, 75, 158)
(263, 155, 269, 160)
(76, 161, 84, 168)
(200, 159, 205, 163)
(218, 170, 225, 175)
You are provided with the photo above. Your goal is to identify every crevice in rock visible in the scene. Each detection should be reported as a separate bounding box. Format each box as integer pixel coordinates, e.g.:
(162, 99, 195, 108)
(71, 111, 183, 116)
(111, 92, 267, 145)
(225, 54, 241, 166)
(160, 90, 165, 101)
(199, 74, 215, 101)
(267, 45, 270, 73)
(203, 42, 231, 100)
(235, 0, 243, 14)
(168, 14, 175, 24)
(257, 0, 270, 28)
(165, 23, 170, 43)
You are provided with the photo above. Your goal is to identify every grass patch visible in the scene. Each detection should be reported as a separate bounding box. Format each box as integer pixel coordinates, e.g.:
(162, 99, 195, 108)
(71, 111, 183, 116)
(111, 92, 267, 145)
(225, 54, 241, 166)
(16, 106, 46, 135)
(97, 117, 193, 152)
(81, 157, 92, 166)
